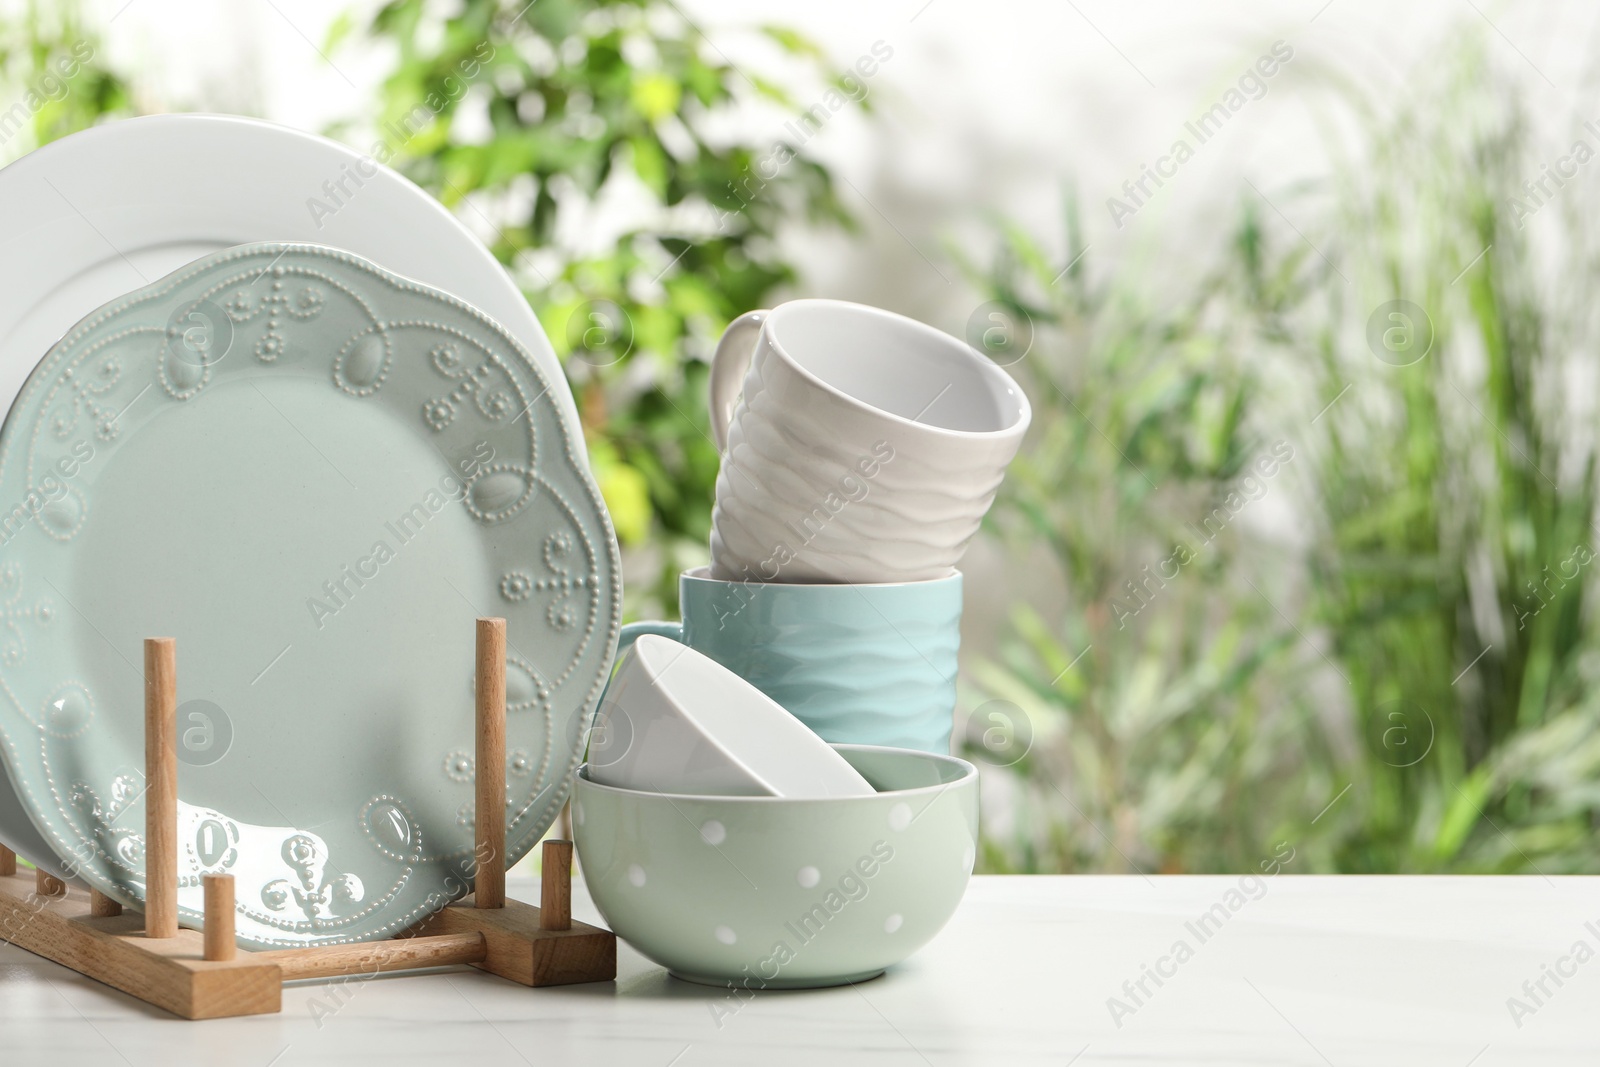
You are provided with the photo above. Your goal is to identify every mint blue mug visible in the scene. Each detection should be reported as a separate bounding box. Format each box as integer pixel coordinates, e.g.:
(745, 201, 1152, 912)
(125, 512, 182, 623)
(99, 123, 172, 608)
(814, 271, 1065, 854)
(618, 568, 961, 753)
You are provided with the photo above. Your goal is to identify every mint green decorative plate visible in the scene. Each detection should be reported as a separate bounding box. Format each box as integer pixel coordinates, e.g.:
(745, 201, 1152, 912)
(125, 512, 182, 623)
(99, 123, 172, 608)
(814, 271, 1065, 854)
(0, 243, 620, 947)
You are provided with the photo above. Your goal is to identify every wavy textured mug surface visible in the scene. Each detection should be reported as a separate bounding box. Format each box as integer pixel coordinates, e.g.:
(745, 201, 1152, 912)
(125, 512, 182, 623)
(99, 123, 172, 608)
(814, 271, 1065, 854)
(708, 304, 1028, 585)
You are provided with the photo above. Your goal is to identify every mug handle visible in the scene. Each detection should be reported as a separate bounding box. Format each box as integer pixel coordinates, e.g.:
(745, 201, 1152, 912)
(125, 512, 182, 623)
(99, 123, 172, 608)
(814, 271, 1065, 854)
(601, 620, 684, 708)
(708, 310, 767, 452)
(616, 620, 684, 659)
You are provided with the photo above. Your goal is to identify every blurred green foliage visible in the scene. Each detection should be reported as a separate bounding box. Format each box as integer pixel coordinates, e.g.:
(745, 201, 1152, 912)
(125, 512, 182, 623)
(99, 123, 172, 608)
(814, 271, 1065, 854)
(344, 0, 856, 613)
(4, 5, 1596, 875)
(0, 0, 132, 163)
(952, 201, 1323, 874)
(1293, 44, 1600, 873)
(960, 40, 1600, 874)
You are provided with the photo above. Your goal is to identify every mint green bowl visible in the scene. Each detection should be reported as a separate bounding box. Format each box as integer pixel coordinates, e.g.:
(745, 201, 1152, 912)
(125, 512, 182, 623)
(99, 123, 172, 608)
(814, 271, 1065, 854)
(573, 745, 978, 989)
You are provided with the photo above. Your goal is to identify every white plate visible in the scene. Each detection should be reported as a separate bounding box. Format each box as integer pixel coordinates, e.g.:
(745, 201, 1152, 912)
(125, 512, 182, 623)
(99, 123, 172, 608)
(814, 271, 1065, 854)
(0, 114, 586, 883)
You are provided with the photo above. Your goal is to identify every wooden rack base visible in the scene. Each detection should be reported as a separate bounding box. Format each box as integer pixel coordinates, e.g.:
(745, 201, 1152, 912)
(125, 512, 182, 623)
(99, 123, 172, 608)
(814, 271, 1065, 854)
(0, 620, 615, 1020)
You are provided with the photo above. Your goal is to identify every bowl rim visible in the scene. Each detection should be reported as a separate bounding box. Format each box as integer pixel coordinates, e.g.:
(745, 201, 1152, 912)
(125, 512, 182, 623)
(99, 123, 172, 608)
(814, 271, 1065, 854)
(574, 744, 977, 804)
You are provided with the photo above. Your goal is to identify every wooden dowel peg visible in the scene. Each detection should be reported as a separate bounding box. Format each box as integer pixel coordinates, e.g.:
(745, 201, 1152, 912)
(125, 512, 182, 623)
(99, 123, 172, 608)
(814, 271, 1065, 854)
(0, 844, 14, 877)
(89, 889, 123, 918)
(475, 617, 506, 910)
(256, 932, 487, 981)
(540, 840, 572, 931)
(35, 867, 66, 897)
(203, 875, 235, 961)
(145, 637, 178, 939)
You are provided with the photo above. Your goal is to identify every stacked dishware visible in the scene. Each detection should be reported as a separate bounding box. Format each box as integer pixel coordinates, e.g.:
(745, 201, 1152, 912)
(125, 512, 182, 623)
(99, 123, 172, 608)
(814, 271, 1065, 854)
(575, 635, 983, 988)
(0, 117, 619, 946)
(0, 116, 1029, 1000)
(575, 298, 1030, 986)
(621, 298, 1031, 753)
(0, 114, 595, 892)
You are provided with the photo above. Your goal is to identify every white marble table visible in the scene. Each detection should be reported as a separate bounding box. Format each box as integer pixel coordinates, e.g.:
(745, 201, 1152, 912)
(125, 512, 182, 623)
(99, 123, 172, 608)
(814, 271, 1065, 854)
(3, 874, 1597, 1064)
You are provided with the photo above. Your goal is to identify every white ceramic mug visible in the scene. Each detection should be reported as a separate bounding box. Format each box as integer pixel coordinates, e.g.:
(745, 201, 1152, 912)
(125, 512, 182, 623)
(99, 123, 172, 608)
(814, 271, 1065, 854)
(708, 299, 1030, 584)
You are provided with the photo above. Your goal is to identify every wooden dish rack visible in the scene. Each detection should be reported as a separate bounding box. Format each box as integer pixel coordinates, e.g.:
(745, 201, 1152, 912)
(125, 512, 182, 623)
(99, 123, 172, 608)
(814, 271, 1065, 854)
(0, 618, 616, 1019)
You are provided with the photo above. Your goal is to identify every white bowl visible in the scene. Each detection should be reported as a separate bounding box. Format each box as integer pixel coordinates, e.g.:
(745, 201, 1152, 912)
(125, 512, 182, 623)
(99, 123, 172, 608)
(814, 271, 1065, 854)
(587, 635, 876, 797)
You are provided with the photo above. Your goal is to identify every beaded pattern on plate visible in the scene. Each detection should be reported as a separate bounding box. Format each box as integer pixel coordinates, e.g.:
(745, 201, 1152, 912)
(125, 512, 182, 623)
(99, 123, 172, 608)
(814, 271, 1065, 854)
(0, 563, 55, 666)
(0, 244, 622, 947)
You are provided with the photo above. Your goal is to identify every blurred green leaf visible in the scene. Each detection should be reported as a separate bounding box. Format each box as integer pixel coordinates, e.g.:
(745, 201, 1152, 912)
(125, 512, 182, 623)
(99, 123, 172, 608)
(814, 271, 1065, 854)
(348, 0, 856, 613)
